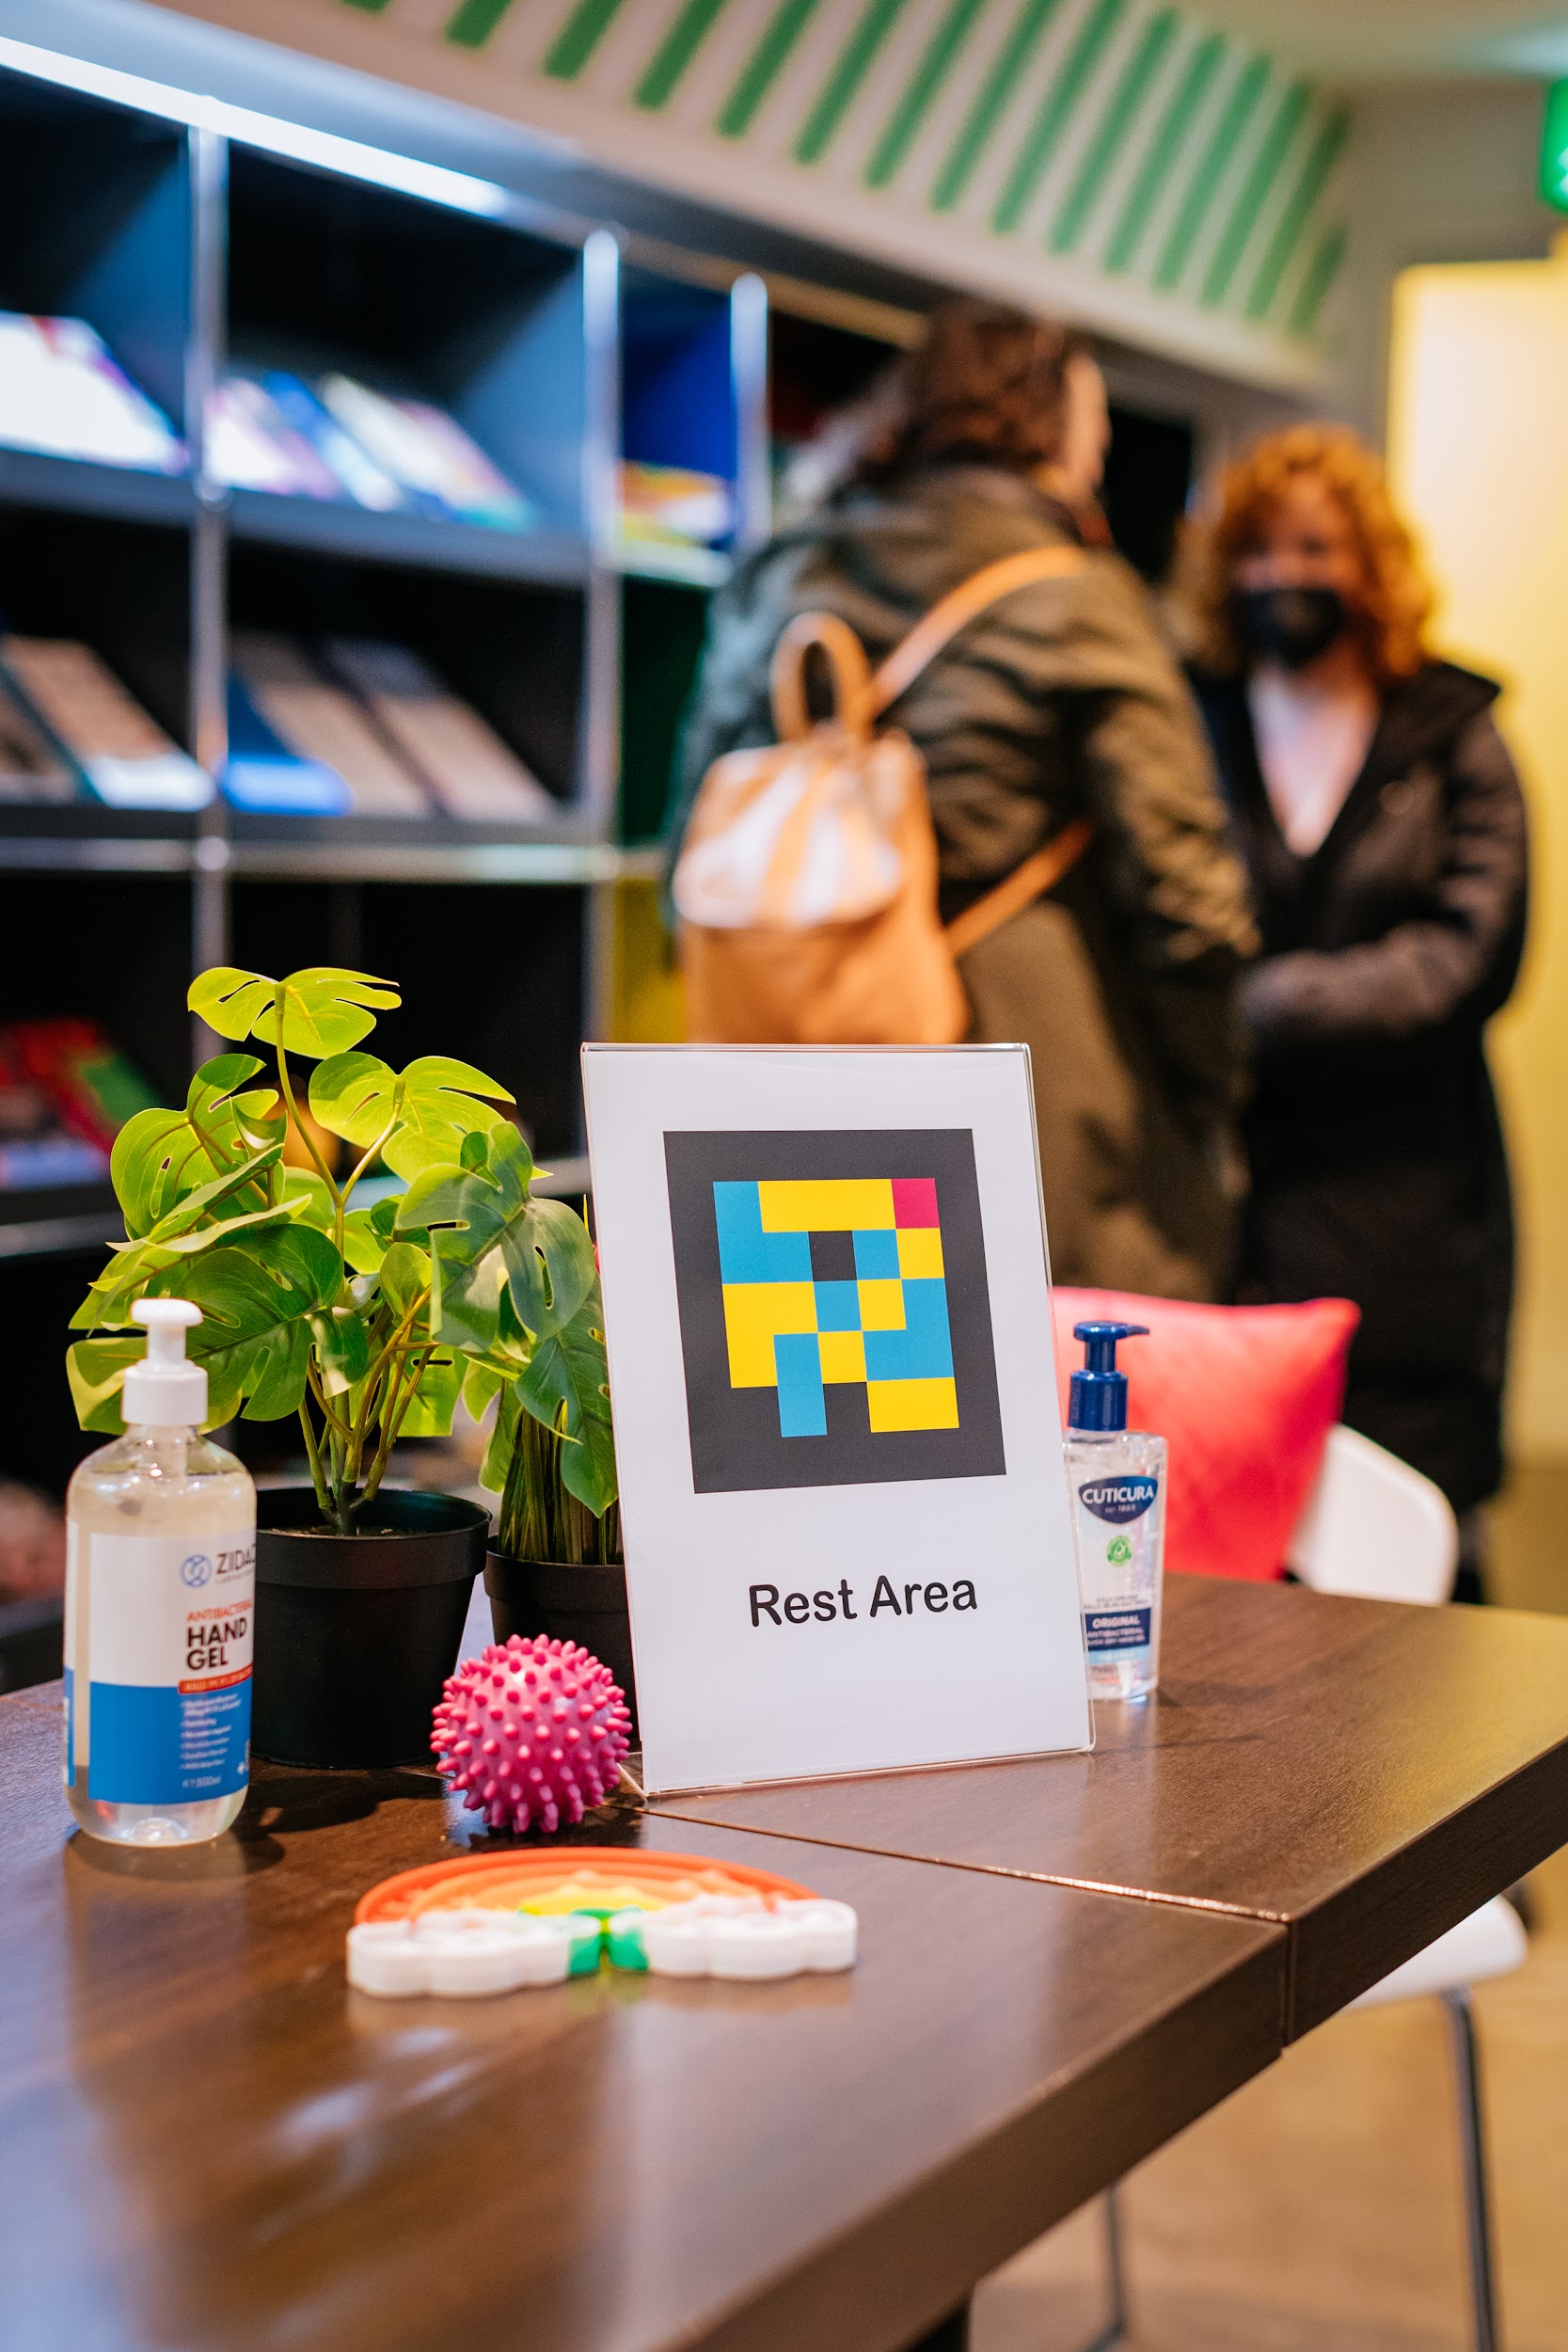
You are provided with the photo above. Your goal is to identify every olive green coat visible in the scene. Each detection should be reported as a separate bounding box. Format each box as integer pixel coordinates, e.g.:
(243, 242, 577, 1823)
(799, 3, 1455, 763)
(673, 462, 1258, 1298)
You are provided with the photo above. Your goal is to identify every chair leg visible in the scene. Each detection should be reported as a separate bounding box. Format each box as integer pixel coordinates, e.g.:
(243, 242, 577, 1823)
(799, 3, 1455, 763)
(1078, 2183, 1131, 2352)
(1442, 1989, 1503, 2352)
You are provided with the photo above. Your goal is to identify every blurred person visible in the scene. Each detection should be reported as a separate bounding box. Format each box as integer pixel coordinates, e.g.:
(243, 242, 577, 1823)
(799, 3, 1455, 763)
(673, 299, 1257, 1298)
(1184, 426, 1528, 1583)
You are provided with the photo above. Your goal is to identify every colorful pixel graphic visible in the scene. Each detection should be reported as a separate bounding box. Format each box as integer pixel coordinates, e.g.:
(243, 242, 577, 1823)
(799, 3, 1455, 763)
(715, 1177, 958, 1438)
(665, 1128, 1004, 1494)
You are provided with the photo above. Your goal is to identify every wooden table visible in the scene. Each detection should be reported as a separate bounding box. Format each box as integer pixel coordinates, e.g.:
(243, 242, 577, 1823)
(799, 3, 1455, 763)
(0, 1687, 1284, 2352)
(650, 1575, 1568, 2034)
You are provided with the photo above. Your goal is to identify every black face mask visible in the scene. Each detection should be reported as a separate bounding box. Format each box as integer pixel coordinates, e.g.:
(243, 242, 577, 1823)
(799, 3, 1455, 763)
(1235, 585, 1348, 671)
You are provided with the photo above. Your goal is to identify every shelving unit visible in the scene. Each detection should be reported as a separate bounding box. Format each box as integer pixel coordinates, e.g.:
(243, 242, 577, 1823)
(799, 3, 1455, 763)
(0, 45, 768, 1300)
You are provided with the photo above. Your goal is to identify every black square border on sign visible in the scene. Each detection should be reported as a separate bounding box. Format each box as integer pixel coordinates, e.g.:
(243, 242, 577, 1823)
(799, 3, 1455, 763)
(664, 1128, 1007, 1496)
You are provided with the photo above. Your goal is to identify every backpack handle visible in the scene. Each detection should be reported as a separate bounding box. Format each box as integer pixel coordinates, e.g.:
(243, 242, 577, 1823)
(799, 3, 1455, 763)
(770, 613, 875, 743)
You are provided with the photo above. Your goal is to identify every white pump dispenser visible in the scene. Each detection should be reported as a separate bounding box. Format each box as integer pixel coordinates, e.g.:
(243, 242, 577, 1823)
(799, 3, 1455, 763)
(122, 1298, 208, 1427)
(64, 1295, 256, 1845)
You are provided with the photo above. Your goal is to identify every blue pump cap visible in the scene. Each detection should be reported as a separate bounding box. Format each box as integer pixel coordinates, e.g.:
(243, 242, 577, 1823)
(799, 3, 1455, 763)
(1068, 1320, 1148, 1432)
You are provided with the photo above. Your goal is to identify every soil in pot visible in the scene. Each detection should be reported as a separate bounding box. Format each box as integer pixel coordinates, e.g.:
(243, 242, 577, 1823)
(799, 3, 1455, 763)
(255, 1489, 489, 1769)
(484, 1551, 638, 1739)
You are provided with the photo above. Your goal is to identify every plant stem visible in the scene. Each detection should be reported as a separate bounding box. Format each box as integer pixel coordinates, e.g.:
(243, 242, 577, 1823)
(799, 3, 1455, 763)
(273, 997, 338, 1210)
(339, 1112, 399, 1221)
(298, 1401, 332, 1519)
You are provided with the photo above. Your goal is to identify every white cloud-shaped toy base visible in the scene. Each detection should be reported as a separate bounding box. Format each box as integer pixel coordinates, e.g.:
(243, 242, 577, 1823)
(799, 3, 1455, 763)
(346, 1896, 858, 1998)
(347, 1909, 598, 1998)
(629, 1895, 858, 1979)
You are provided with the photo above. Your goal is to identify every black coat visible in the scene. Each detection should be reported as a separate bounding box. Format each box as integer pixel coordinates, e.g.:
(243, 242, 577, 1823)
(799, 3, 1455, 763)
(1195, 661, 1528, 1511)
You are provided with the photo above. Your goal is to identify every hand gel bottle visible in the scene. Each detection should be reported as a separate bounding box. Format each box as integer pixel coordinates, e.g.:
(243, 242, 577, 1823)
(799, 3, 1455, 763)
(1065, 1320, 1165, 1702)
(64, 1299, 256, 1844)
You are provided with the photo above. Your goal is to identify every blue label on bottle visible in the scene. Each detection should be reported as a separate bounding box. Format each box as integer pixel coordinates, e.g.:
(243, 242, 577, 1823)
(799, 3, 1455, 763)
(88, 1678, 252, 1803)
(1085, 1605, 1153, 1656)
(64, 1526, 254, 1807)
(1078, 1476, 1158, 1524)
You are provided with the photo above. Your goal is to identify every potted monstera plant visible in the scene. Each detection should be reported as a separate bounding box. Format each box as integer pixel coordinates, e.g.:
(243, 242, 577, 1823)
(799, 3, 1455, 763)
(66, 962, 599, 1769)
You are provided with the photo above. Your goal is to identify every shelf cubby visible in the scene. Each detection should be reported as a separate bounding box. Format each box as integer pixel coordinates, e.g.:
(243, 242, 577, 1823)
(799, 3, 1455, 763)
(0, 73, 193, 445)
(226, 144, 592, 545)
(620, 574, 711, 848)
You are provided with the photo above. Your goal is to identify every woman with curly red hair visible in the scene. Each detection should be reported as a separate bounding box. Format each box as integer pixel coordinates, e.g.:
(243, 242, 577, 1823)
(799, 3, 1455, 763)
(1186, 425, 1528, 1586)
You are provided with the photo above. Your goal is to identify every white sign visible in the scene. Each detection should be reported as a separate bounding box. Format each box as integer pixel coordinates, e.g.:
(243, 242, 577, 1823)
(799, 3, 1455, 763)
(582, 1044, 1092, 1794)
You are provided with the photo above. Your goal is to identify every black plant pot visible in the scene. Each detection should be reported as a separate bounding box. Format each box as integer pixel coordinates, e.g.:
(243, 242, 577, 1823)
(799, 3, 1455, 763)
(484, 1550, 639, 1739)
(254, 1489, 488, 1769)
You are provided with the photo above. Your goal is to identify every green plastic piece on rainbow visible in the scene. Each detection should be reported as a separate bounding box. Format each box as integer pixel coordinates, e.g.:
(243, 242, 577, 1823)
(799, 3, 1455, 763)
(565, 1913, 605, 1976)
(606, 1911, 650, 1973)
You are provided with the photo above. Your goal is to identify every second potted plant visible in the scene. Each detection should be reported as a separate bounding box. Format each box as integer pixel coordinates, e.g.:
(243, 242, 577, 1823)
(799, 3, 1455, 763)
(411, 1147, 632, 1736)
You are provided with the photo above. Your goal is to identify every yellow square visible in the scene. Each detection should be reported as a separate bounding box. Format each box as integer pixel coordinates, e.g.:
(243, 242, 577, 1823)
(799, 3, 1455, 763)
(818, 1329, 866, 1384)
(896, 1227, 943, 1279)
(866, 1376, 959, 1433)
(757, 1178, 895, 1232)
(858, 1278, 906, 1331)
(722, 1282, 816, 1387)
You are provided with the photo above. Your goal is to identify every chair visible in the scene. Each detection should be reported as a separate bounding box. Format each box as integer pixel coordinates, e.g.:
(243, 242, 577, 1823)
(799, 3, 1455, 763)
(1086, 1425, 1523, 2352)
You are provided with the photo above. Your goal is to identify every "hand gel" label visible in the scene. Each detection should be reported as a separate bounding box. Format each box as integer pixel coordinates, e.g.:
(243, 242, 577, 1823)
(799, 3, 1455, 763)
(65, 1529, 255, 1804)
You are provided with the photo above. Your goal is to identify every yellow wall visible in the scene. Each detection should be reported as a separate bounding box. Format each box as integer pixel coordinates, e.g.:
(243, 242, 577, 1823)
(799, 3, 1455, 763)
(612, 881, 686, 1044)
(1387, 246, 1568, 1461)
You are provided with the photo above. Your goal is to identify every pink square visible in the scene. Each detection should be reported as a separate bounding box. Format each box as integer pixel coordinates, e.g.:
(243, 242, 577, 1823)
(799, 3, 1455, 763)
(891, 1177, 939, 1228)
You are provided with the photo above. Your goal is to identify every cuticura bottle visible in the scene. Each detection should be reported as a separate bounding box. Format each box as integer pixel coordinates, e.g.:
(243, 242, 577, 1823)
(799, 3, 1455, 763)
(1064, 1320, 1166, 1703)
(64, 1299, 256, 1844)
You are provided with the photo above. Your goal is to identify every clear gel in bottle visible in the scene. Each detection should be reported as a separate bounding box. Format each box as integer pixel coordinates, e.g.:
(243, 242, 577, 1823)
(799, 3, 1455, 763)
(64, 1299, 256, 1844)
(1064, 1320, 1166, 1703)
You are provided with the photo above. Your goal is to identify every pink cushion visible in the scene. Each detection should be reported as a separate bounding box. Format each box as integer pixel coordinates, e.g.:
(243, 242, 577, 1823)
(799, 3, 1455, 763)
(1052, 1288, 1360, 1583)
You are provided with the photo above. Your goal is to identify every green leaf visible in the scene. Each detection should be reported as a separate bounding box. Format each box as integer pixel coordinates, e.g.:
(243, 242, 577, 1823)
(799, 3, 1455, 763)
(111, 1058, 281, 1240)
(187, 1054, 283, 1159)
(189, 965, 400, 1057)
(379, 1240, 433, 1328)
(282, 1168, 337, 1232)
(309, 1052, 514, 1183)
(67, 1335, 144, 1434)
(309, 1303, 372, 1396)
(398, 1126, 593, 1357)
(398, 1350, 461, 1439)
(174, 1225, 343, 1423)
(516, 1284, 616, 1515)
(72, 1168, 291, 1330)
(477, 1377, 521, 1494)
(341, 1204, 390, 1275)
(462, 1358, 505, 1423)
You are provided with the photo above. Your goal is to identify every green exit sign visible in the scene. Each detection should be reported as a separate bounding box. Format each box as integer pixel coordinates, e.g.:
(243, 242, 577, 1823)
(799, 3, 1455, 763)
(1543, 82, 1568, 211)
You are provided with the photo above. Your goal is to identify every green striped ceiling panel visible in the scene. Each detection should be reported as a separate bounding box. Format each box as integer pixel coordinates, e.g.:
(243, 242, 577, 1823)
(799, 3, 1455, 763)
(329, 0, 1352, 365)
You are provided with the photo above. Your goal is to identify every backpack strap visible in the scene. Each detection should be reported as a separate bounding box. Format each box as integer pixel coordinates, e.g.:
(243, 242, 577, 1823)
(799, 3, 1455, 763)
(943, 817, 1094, 959)
(869, 543, 1088, 717)
(769, 542, 1089, 743)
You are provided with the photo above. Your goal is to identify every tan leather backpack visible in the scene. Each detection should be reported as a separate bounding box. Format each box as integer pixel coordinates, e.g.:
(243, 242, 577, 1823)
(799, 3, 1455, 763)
(673, 545, 1093, 1045)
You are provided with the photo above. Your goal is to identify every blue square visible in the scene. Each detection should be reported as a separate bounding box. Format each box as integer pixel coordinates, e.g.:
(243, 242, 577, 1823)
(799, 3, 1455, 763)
(773, 1332, 827, 1438)
(814, 1280, 862, 1332)
(852, 1228, 899, 1279)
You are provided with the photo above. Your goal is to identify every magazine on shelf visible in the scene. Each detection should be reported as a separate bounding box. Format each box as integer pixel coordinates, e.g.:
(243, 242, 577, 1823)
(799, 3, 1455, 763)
(0, 639, 210, 811)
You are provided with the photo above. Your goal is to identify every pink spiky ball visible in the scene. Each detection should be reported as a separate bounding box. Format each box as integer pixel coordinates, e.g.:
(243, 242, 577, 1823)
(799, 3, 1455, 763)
(432, 1634, 633, 1835)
